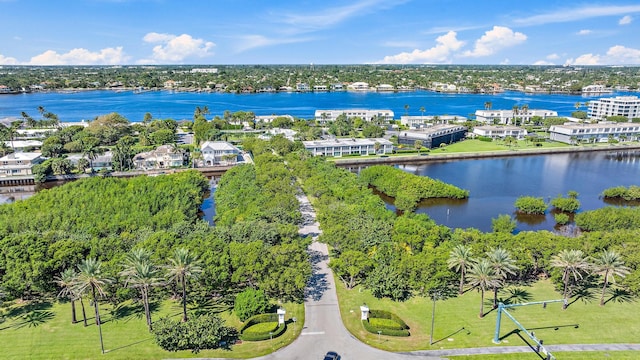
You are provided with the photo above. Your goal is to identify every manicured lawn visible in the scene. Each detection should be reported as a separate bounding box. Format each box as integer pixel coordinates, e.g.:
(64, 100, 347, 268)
(336, 277, 640, 354)
(0, 299, 304, 359)
(450, 352, 640, 360)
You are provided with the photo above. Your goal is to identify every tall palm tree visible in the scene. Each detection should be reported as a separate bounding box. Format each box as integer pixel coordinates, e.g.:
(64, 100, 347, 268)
(419, 106, 426, 122)
(467, 259, 500, 318)
(447, 244, 475, 295)
(486, 248, 518, 309)
(593, 250, 630, 306)
(550, 249, 590, 308)
(54, 268, 79, 324)
(404, 104, 410, 116)
(166, 248, 203, 322)
(75, 258, 111, 354)
(120, 251, 164, 331)
(484, 101, 492, 110)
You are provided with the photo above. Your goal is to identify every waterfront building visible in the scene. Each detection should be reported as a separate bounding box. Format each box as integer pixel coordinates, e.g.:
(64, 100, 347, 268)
(346, 82, 369, 91)
(302, 138, 392, 157)
(132, 145, 187, 170)
(296, 83, 310, 92)
(330, 83, 344, 91)
(200, 141, 241, 166)
(376, 84, 394, 92)
(581, 84, 613, 95)
(587, 96, 640, 120)
(0, 152, 43, 177)
(473, 125, 528, 140)
(314, 109, 394, 124)
(549, 122, 640, 144)
(474, 109, 558, 124)
(400, 115, 467, 128)
(313, 85, 328, 92)
(397, 124, 467, 149)
(16, 129, 56, 139)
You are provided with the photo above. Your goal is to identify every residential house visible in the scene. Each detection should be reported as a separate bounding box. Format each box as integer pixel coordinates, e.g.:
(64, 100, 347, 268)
(200, 141, 241, 166)
(132, 145, 186, 170)
(0, 152, 44, 177)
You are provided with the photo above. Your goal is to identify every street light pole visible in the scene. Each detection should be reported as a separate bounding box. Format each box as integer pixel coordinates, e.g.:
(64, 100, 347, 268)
(430, 291, 438, 345)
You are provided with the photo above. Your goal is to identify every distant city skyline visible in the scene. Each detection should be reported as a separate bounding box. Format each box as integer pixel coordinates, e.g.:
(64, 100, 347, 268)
(0, 0, 639, 66)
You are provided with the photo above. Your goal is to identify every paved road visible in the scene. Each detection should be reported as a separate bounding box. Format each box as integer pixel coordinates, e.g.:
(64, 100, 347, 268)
(248, 191, 441, 360)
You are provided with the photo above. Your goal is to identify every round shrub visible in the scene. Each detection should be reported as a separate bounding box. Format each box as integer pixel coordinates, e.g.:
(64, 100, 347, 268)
(234, 288, 270, 322)
(554, 213, 570, 225)
(514, 196, 547, 215)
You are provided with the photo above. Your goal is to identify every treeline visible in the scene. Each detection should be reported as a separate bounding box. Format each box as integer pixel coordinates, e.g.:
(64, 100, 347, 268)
(0, 166, 310, 305)
(360, 165, 469, 212)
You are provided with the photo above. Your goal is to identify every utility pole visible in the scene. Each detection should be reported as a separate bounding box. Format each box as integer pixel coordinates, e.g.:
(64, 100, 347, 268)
(430, 290, 439, 345)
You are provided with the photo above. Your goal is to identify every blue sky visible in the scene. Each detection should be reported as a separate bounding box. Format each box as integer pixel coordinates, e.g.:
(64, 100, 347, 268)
(0, 0, 639, 65)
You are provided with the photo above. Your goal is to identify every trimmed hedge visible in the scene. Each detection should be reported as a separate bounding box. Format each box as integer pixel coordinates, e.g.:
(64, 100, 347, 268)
(362, 309, 410, 337)
(239, 313, 287, 341)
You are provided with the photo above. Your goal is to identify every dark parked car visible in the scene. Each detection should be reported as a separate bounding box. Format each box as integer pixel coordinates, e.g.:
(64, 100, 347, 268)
(323, 351, 340, 360)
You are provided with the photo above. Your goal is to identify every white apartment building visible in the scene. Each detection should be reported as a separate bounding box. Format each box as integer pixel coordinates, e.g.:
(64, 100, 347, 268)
(315, 109, 394, 124)
(400, 115, 467, 128)
(0, 152, 44, 177)
(475, 109, 558, 124)
(302, 138, 393, 157)
(473, 125, 528, 140)
(190, 68, 218, 74)
(549, 122, 640, 144)
(587, 96, 640, 120)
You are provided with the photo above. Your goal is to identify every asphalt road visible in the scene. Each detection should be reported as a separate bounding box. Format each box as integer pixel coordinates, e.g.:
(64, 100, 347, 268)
(246, 192, 443, 360)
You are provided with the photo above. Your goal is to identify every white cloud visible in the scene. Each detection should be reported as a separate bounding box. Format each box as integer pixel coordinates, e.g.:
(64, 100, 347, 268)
(565, 45, 640, 65)
(374, 31, 465, 64)
(382, 40, 421, 48)
(27, 47, 128, 65)
(577, 29, 592, 35)
(463, 26, 527, 57)
(606, 45, 640, 63)
(233, 35, 311, 53)
(534, 60, 554, 65)
(142, 32, 215, 63)
(619, 15, 633, 25)
(547, 53, 560, 60)
(0, 54, 19, 65)
(515, 5, 640, 26)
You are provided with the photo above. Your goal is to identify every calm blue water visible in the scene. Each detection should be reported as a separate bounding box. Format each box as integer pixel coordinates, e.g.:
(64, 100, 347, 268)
(391, 151, 640, 233)
(0, 89, 629, 122)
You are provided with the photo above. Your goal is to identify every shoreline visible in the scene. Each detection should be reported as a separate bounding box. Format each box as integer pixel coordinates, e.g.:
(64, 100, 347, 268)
(333, 143, 640, 166)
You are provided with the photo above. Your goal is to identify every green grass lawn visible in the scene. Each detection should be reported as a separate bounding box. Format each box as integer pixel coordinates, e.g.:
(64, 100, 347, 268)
(450, 352, 640, 360)
(0, 298, 304, 359)
(336, 278, 640, 354)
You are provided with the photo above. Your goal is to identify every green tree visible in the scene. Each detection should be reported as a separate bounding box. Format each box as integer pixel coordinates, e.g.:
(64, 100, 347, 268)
(447, 244, 475, 295)
(120, 249, 164, 331)
(414, 140, 423, 154)
(166, 248, 203, 322)
(593, 250, 630, 306)
(81, 136, 104, 172)
(467, 259, 500, 318)
(487, 247, 518, 309)
(330, 250, 373, 290)
(75, 258, 111, 354)
(54, 268, 79, 324)
(234, 288, 270, 321)
(491, 214, 516, 234)
(550, 249, 590, 308)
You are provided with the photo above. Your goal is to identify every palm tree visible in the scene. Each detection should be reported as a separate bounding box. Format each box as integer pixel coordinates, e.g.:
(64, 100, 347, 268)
(75, 258, 111, 354)
(551, 249, 590, 308)
(467, 259, 500, 318)
(120, 250, 164, 331)
(484, 101, 492, 110)
(404, 104, 410, 116)
(419, 106, 426, 122)
(54, 268, 79, 324)
(166, 248, 203, 322)
(593, 250, 630, 306)
(486, 248, 518, 309)
(447, 244, 475, 295)
(81, 137, 104, 173)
